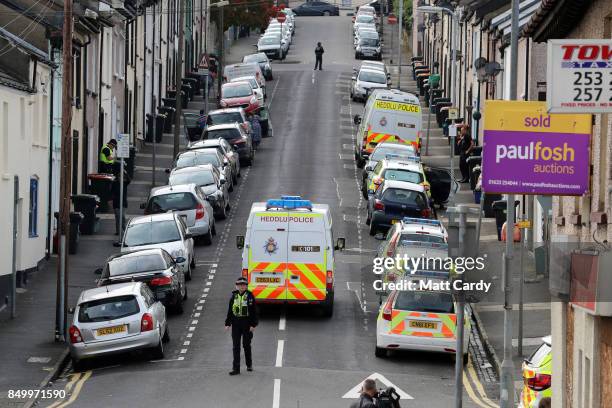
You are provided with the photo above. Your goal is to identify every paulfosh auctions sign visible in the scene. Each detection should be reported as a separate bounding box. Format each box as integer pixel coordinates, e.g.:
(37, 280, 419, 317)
(547, 39, 612, 113)
(482, 101, 591, 195)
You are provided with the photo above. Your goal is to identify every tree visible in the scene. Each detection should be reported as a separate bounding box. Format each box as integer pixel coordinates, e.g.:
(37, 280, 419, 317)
(219, 0, 277, 31)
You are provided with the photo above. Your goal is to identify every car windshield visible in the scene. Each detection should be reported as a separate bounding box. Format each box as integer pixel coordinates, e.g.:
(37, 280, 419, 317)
(359, 31, 378, 39)
(356, 15, 374, 23)
(108, 254, 167, 275)
(394, 291, 454, 313)
(359, 70, 386, 84)
(400, 233, 445, 244)
(237, 78, 257, 89)
(208, 128, 242, 141)
(175, 152, 218, 169)
(223, 84, 252, 98)
(261, 37, 280, 45)
(359, 38, 379, 47)
(170, 170, 215, 187)
(383, 169, 423, 184)
(147, 192, 198, 213)
(208, 112, 243, 125)
(78, 295, 140, 323)
(124, 221, 181, 246)
(371, 147, 415, 161)
(382, 188, 427, 207)
(244, 54, 267, 63)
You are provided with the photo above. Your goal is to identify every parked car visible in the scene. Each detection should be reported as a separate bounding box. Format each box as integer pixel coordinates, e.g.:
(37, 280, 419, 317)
(351, 68, 388, 101)
(355, 37, 382, 60)
(188, 135, 241, 184)
(257, 35, 287, 60)
(169, 164, 230, 220)
(169, 149, 233, 189)
(519, 335, 552, 408)
(243, 53, 273, 80)
(142, 183, 216, 245)
(204, 123, 254, 166)
(220, 81, 261, 114)
(69, 281, 168, 370)
(293, 1, 339, 15)
(120, 213, 195, 280)
(353, 13, 377, 31)
(231, 75, 265, 102)
(361, 142, 417, 196)
(366, 180, 433, 235)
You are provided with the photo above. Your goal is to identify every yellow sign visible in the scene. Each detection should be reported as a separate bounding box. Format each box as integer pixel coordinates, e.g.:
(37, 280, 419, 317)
(517, 220, 532, 229)
(374, 100, 421, 113)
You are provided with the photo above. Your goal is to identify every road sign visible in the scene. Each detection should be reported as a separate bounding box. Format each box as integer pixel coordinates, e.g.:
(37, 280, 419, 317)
(116, 133, 130, 159)
(342, 373, 413, 400)
(387, 14, 397, 24)
(448, 124, 457, 137)
(448, 107, 458, 120)
(481, 100, 592, 196)
(276, 13, 286, 23)
(546, 39, 612, 113)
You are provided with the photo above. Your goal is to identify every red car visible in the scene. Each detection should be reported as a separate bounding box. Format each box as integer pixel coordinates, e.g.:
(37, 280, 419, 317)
(219, 81, 261, 114)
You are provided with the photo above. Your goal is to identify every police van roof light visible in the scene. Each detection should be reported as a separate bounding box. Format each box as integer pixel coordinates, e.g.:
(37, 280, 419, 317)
(266, 199, 312, 210)
(402, 217, 442, 227)
(280, 195, 302, 201)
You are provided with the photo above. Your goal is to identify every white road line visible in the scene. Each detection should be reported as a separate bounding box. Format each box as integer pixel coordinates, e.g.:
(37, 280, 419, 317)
(178, 356, 185, 361)
(189, 327, 196, 332)
(312, 70, 315, 84)
(196, 306, 203, 311)
(183, 341, 190, 346)
(204, 288, 210, 292)
(186, 333, 193, 338)
(206, 281, 212, 286)
(275, 340, 285, 367)
(194, 312, 201, 317)
(191, 320, 199, 325)
(278, 311, 286, 331)
(180, 349, 187, 354)
(272, 379, 281, 408)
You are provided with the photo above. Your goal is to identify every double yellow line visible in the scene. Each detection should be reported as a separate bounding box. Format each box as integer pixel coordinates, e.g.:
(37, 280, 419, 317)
(463, 356, 499, 408)
(46, 370, 92, 408)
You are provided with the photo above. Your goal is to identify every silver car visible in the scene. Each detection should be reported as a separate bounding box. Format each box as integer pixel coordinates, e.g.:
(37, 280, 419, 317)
(189, 135, 242, 185)
(169, 164, 230, 220)
(351, 68, 389, 102)
(69, 282, 168, 370)
(142, 183, 216, 245)
(168, 149, 233, 188)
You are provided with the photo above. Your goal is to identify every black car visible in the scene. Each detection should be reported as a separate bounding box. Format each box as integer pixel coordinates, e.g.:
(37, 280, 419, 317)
(96, 248, 186, 313)
(293, 1, 339, 16)
(243, 53, 273, 80)
(204, 123, 254, 166)
(366, 180, 434, 235)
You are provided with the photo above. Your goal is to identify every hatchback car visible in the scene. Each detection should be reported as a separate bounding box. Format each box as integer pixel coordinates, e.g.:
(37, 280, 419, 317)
(356, 37, 382, 60)
(353, 13, 377, 31)
(188, 136, 241, 185)
(204, 123, 254, 166)
(97, 248, 187, 313)
(351, 68, 388, 101)
(354, 27, 378, 48)
(69, 282, 168, 370)
(361, 143, 417, 197)
(519, 336, 552, 408)
(243, 53, 273, 80)
(257, 35, 286, 60)
(365, 157, 430, 199)
(120, 213, 195, 280)
(376, 218, 448, 261)
(366, 180, 433, 235)
(231, 75, 265, 102)
(169, 164, 230, 219)
(220, 81, 260, 114)
(169, 149, 232, 186)
(293, 1, 339, 15)
(142, 183, 216, 245)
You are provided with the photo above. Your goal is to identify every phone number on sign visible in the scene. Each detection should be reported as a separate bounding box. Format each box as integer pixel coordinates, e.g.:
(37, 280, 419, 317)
(7, 389, 66, 399)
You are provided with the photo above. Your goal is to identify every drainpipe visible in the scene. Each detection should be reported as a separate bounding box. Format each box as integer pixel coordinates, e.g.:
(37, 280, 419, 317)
(82, 35, 91, 190)
(46, 47, 56, 259)
(11, 176, 19, 318)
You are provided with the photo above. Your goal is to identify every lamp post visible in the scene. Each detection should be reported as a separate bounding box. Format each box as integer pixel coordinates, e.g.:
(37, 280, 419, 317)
(211, 0, 230, 104)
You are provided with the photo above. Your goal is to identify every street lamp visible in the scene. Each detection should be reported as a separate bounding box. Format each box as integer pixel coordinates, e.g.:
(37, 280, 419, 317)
(211, 0, 230, 102)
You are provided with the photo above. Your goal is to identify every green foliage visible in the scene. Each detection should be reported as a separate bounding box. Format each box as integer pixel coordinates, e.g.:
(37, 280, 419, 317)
(392, 0, 413, 29)
(214, 0, 276, 31)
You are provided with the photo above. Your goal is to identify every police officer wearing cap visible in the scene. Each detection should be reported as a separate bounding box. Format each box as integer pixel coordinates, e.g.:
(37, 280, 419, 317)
(225, 277, 258, 375)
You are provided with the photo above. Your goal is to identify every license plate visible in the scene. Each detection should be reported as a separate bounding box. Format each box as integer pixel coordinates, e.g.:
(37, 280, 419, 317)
(97, 325, 126, 336)
(391, 220, 399, 224)
(255, 277, 281, 284)
(409, 320, 437, 330)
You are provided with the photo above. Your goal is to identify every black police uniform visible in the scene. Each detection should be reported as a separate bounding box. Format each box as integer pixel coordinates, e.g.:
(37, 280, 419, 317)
(225, 289, 258, 373)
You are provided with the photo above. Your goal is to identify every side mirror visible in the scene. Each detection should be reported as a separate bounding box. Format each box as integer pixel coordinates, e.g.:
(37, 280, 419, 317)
(164, 168, 171, 174)
(353, 114, 361, 125)
(68, 307, 75, 314)
(112, 241, 122, 248)
(184, 233, 193, 240)
(334, 237, 346, 251)
(175, 256, 186, 264)
(236, 235, 245, 250)
(140, 203, 146, 209)
(220, 178, 226, 185)
(94, 268, 102, 275)
(365, 164, 373, 171)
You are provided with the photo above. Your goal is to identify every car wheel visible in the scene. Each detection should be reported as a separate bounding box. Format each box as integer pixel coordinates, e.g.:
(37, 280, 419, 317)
(323, 11, 330, 16)
(71, 357, 85, 372)
(183, 283, 188, 300)
(173, 297, 184, 314)
(216, 204, 227, 220)
(152, 336, 165, 360)
(322, 292, 334, 317)
(228, 181, 234, 192)
(202, 227, 213, 245)
(355, 53, 360, 59)
(369, 219, 377, 236)
(365, 211, 371, 225)
(362, 187, 368, 200)
(375, 346, 387, 358)
(185, 264, 192, 281)
(356, 156, 365, 168)
(212, 221, 217, 236)
(232, 171, 238, 185)
(190, 255, 196, 269)
(162, 326, 170, 343)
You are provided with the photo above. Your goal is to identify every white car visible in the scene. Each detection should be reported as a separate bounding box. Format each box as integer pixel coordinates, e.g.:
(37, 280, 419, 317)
(353, 14, 377, 32)
(142, 183, 216, 245)
(231, 75, 265, 102)
(121, 212, 195, 280)
(351, 68, 389, 101)
(258, 35, 287, 60)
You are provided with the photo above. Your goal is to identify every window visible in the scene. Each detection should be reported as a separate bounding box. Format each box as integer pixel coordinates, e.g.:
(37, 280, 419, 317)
(29, 177, 39, 237)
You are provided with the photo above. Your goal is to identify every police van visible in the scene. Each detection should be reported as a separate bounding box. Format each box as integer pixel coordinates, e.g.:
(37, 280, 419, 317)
(354, 89, 423, 168)
(236, 196, 345, 316)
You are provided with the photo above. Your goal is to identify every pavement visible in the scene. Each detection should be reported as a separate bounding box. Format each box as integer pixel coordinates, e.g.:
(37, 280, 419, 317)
(0, 14, 554, 408)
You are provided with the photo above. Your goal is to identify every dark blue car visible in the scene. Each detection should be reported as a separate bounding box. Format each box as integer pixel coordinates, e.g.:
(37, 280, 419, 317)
(293, 1, 339, 16)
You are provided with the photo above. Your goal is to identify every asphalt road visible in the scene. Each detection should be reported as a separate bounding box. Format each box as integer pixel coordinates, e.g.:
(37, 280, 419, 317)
(40, 16, 491, 408)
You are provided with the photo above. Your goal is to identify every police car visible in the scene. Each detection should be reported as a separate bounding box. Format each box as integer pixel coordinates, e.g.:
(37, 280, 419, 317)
(375, 268, 470, 364)
(236, 196, 345, 317)
(364, 156, 430, 198)
(519, 335, 552, 407)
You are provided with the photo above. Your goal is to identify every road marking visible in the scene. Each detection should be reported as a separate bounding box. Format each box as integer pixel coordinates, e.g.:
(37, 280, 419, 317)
(476, 302, 550, 312)
(272, 379, 281, 408)
(275, 340, 285, 367)
(27, 356, 52, 363)
(191, 320, 199, 325)
(196, 306, 203, 310)
(466, 358, 498, 408)
(342, 373, 413, 399)
(52, 370, 92, 408)
(180, 349, 187, 354)
(194, 312, 201, 317)
(183, 341, 190, 346)
(206, 281, 212, 286)
(45, 373, 81, 408)
(278, 310, 286, 331)
(312, 70, 315, 84)
(189, 327, 196, 332)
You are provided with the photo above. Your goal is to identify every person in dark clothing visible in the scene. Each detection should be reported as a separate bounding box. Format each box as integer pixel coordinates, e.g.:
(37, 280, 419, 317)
(225, 277, 258, 375)
(457, 124, 474, 183)
(350, 379, 379, 408)
(314, 42, 324, 70)
(111, 161, 130, 237)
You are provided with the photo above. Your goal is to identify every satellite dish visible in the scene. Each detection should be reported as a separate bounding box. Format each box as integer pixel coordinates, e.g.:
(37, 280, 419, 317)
(485, 61, 503, 77)
(474, 57, 487, 70)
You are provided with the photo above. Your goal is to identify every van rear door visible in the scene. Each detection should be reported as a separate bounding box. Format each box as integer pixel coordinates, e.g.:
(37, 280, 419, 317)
(286, 213, 327, 302)
(368, 101, 421, 150)
(248, 212, 289, 300)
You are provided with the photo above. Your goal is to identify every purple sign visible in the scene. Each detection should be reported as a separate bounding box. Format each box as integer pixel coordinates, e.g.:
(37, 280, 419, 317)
(482, 130, 591, 195)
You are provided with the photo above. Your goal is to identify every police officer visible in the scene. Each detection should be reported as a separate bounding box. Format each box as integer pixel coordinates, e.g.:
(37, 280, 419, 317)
(225, 277, 258, 375)
(314, 42, 324, 70)
(99, 139, 117, 174)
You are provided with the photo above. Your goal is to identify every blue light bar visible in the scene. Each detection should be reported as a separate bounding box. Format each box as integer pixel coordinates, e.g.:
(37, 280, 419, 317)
(266, 198, 312, 209)
(280, 195, 302, 201)
(402, 217, 442, 227)
(398, 240, 448, 250)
